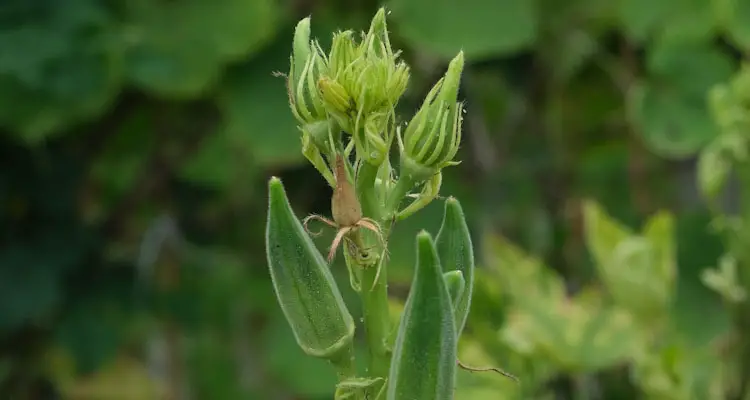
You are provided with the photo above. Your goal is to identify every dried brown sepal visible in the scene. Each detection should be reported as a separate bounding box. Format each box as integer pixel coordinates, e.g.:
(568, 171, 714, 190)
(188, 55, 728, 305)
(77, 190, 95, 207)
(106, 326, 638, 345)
(332, 154, 363, 227)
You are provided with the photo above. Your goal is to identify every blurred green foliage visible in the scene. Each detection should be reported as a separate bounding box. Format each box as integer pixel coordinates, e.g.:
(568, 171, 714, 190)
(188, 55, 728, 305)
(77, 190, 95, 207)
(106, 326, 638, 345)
(1, 0, 749, 398)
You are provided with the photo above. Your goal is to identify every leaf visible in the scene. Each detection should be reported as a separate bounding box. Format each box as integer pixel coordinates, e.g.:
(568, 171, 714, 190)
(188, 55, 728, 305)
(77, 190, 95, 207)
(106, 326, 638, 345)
(482, 234, 566, 304)
(388, 0, 537, 59)
(628, 83, 718, 159)
(642, 210, 677, 287)
(124, 0, 279, 98)
(697, 139, 732, 202)
(618, 0, 715, 43)
(582, 200, 632, 273)
(618, 0, 677, 41)
(629, 41, 734, 159)
(0, 0, 122, 142)
(502, 290, 645, 372)
(647, 41, 735, 98)
(722, 0, 750, 50)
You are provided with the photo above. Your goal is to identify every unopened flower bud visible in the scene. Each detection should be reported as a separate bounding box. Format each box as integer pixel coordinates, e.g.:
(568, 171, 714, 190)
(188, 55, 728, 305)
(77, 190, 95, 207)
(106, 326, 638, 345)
(328, 30, 361, 80)
(287, 18, 328, 126)
(398, 52, 464, 182)
(318, 76, 353, 115)
(318, 76, 356, 133)
(357, 111, 390, 165)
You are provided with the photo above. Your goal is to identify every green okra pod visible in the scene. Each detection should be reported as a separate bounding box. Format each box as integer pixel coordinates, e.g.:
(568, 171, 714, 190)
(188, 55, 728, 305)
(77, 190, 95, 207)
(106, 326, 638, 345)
(435, 197, 475, 337)
(387, 231, 457, 400)
(265, 177, 355, 360)
(443, 270, 466, 311)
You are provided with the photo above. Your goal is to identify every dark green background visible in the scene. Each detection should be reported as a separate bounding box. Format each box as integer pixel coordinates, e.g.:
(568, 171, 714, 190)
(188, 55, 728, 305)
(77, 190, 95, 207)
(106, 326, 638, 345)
(0, 0, 744, 398)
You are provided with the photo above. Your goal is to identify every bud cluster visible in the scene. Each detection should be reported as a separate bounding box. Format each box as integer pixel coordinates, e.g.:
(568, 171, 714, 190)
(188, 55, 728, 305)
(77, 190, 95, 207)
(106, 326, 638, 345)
(282, 7, 465, 218)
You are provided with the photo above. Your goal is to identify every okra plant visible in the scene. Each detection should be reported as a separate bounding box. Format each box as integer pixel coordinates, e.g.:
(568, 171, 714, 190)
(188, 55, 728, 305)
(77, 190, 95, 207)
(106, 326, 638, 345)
(264, 8, 510, 399)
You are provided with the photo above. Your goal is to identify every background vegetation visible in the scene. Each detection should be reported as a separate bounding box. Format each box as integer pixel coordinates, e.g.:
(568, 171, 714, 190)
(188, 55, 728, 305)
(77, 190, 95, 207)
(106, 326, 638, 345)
(2, 0, 749, 398)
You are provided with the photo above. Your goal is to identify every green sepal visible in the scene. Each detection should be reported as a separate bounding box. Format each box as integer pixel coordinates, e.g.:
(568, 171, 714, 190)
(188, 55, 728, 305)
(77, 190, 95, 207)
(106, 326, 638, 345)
(387, 231, 457, 400)
(435, 197, 475, 338)
(265, 177, 355, 360)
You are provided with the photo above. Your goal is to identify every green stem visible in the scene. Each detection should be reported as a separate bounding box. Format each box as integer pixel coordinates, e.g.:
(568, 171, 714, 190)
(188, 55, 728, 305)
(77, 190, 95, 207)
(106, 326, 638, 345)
(344, 231, 391, 382)
(384, 174, 416, 217)
(360, 251, 392, 379)
(356, 161, 382, 221)
(330, 342, 358, 381)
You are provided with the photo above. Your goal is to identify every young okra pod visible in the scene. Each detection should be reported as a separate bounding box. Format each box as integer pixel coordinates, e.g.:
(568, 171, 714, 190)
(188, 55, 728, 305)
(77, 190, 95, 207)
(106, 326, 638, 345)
(265, 177, 355, 360)
(387, 231, 457, 400)
(435, 197, 475, 337)
(443, 270, 466, 310)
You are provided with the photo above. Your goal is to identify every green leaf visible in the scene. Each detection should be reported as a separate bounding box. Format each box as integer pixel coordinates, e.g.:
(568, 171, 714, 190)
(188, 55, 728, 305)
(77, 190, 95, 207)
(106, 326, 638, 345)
(642, 210, 677, 286)
(0, 1, 122, 142)
(697, 139, 732, 202)
(482, 234, 567, 305)
(628, 83, 718, 158)
(618, 0, 714, 43)
(647, 41, 735, 98)
(722, 0, 750, 50)
(388, 0, 537, 59)
(629, 42, 734, 159)
(124, 0, 279, 98)
(583, 201, 677, 320)
(618, 0, 676, 41)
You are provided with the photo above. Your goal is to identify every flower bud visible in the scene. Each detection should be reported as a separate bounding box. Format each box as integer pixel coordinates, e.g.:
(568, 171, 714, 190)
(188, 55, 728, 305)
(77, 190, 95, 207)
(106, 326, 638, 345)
(356, 7, 410, 112)
(321, 7, 410, 139)
(301, 125, 335, 187)
(328, 30, 362, 81)
(318, 76, 354, 119)
(287, 18, 328, 126)
(266, 177, 355, 359)
(399, 52, 465, 182)
(356, 111, 390, 165)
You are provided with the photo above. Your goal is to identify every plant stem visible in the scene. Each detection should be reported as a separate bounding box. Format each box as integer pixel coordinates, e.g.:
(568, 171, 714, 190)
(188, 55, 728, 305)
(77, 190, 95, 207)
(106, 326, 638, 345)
(385, 174, 416, 217)
(352, 159, 393, 383)
(330, 342, 358, 380)
(356, 161, 383, 221)
(359, 250, 392, 379)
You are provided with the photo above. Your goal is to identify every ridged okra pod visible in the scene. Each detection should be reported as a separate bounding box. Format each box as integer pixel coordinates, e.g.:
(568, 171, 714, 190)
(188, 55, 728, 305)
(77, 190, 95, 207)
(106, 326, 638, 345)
(387, 231, 457, 400)
(265, 177, 355, 361)
(435, 197, 475, 337)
